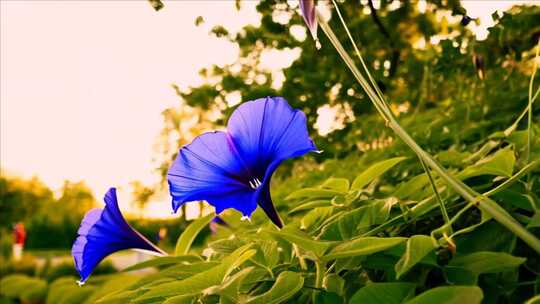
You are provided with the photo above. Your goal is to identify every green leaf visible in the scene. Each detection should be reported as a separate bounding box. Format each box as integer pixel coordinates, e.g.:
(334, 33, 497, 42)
(286, 188, 343, 200)
(289, 200, 331, 214)
(405, 286, 483, 304)
(437, 150, 471, 167)
(349, 283, 416, 304)
(162, 294, 196, 304)
(266, 228, 334, 258)
(56, 286, 95, 304)
(323, 237, 406, 261)
(175, 214, 214, 255)
(301, 207, 334, 231)
(351, 157, 407, 191)
(525, 295, 540, 304)
(251, 241, 279, 271)
(395, 235, 436, 279)
(314, 292, 343, 304)
(97, 290, 147, 304)
(85, 275, 141, 304)
(208, 238, 245, 255)
(528, 212, 540, 228)
(20, 279, 47, 303)
(394, 174, 429, 200)
(246, 271, 304, 304)
(323, 274, 345, 295)
(0, 275, 47, 299)
(319, 201, 390, 240)
(493, 189, 536, 211)
(454, 221, 515, 254)
(47, 278, 77, 304)
(205, 267, 254, 303)
(458, 147, 515, 179)
(122, 255, 203, 272)
(443, 267, 477, 285)
(321, 177, 350, 192)
(447, 251, 525, 275)
(463, 140, 499, 164)
(134, 245, 255, 302)
(127, 261, 219, 290)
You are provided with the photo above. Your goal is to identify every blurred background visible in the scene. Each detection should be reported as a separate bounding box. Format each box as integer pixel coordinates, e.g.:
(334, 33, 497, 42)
(1, 0, 538, 293)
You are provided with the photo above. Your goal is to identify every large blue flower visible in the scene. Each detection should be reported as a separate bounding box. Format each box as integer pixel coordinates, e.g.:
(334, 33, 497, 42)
(167, 97, 317, 228)
(72, 188, 165, 284)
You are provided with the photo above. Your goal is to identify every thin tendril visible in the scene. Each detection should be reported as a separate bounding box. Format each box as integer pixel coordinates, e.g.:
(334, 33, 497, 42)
(419, 157, 452, 232)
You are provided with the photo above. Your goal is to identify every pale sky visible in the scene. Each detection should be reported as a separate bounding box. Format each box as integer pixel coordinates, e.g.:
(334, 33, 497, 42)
(1, 1, 261, 215)
(1, 1, 534, 217)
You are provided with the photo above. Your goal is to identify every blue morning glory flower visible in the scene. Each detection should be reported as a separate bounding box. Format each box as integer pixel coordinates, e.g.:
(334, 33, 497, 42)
(72, 188, 165, 284)
(167, 97, 317, 228)
(299, 0, 318, 44)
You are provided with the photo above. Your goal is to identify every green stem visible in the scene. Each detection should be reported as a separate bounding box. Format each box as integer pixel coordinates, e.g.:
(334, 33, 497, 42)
(331, 0, 386, 103)
(317, 12, 391, 123)
(391, 120, 540, 252)
(313, 260, 325, 303)
(485, 158, 540, 197)
(419, 157, 451, 232)
(293, 244, 307, 271)
(317, 13, 540, 253)
(504, 86, 539, 136)
(526, 40, 539, 187)
(366, 158, 540, 236)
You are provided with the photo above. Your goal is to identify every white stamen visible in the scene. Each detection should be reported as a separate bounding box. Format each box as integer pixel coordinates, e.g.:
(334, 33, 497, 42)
(248, 178, 262, 189)
(240, 215, 251, 222)
(76, 280, 85, 287)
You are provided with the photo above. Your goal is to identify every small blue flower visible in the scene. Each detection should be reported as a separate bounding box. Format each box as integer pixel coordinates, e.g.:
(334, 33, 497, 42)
(167, 97, 317, 228)
(72, 188, 165, 284)
(299, 0, 318, 42)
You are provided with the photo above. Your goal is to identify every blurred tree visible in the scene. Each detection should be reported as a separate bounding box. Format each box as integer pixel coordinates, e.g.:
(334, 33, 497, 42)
(154, 0, 539, 182)
(0, 176, 54, 230)
(55, 181, 95, 217)
(130, 181, 155, 217)
(29, 180, 96, 249)
(0, 176, 97, 249)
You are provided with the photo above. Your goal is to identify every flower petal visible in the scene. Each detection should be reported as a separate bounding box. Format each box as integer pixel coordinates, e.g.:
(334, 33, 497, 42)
(227, 97, 317, 178)
(72, 188, 163, 283)
(167, 131, 258, 216)
(255, 175, 283, 228)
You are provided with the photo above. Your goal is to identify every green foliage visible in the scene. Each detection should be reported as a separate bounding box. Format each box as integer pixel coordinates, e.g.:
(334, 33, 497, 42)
(349, 282, 415, 304)
(405, 286, 483, 304)
(85, 110, 536, 303)
(0, 256, 38, 277)
(0, 274, 47, 303)
(175, 214, 214, 255)
(245, 271, 304, 304)
(351, 157, 407, 191)
(323, 237, 406, 260)
(394, 235, 436, 279)
(266, 228, 333, 258)
(42, 260, 116, 282)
